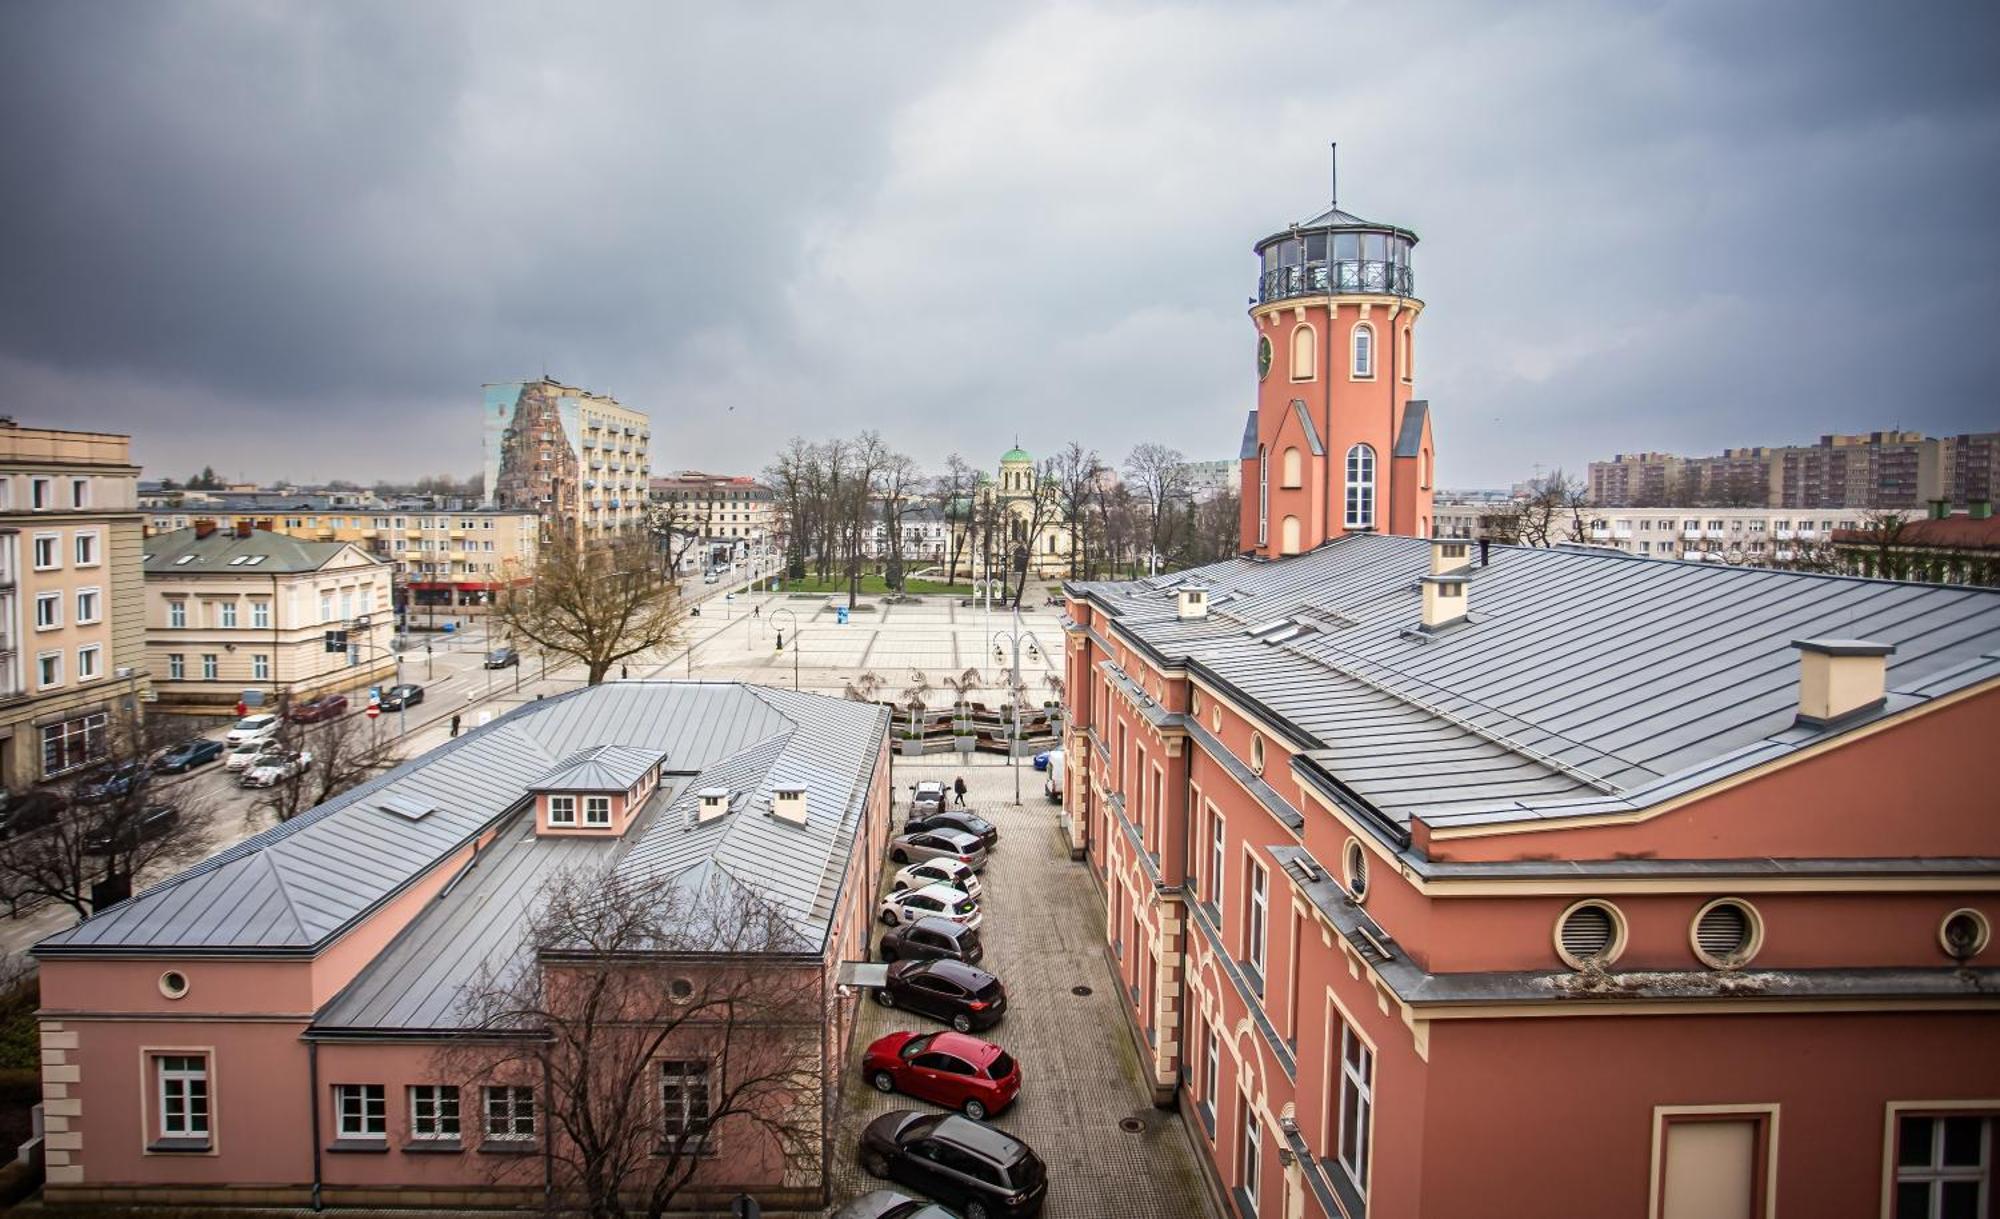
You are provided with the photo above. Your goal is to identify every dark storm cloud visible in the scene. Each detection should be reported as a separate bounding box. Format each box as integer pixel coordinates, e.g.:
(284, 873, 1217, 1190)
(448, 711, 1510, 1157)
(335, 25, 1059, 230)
(1, 0, 1995, 486)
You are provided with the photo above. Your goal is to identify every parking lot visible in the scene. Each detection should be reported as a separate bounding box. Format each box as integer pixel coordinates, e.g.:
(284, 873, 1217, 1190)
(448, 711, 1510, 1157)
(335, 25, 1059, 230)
(827, 758, 1219, 1219)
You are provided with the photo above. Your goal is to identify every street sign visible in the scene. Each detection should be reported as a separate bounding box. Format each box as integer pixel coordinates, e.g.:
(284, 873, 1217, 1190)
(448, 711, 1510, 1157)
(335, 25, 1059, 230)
(366, 702, 380, 719)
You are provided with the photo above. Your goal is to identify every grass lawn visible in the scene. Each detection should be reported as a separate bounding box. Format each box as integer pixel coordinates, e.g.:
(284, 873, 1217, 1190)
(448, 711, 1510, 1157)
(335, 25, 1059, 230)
(766, 573, 977, 596)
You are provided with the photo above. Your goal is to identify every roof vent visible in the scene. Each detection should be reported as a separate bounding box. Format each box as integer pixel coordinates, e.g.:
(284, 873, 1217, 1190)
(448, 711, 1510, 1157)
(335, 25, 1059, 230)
(696, 787, 731, 824)
(1791, 638, 1894, 727)
(1429, 538, 1471, 576)
(770, 784, 808, 827)
(377, 794, 437, 821)
(1419, 574, 1468, 631)
(1177, 586, 1209, 621)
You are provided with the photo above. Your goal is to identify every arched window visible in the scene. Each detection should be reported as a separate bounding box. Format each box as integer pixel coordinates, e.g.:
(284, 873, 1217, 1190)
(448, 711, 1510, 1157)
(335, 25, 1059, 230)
(1344, 444, 1376, 529)
(1352, 323, 1375, 379)
(1280, 515, 1302, 554)
(1257, 445, 1269, 546)
(1419, 447, 1431, 491)
(1281, 446, 1303, 489)
(1398, 327, 1412, 382)
(1290, 323, 1316, 381)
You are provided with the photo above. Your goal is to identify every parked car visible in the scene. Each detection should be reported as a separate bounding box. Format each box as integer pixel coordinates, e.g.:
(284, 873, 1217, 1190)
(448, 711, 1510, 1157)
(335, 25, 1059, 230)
(865, 1031, 1021, 1121)
(892, 857, 982, 902)
(873, 959, 1007, 1033)
(152, 738, 224, 773)
(880, 883, 981, 931)
(83, 805, 180, 855)
(240, 749, 312, 789)
(831, 1190, 962, 1219)
(1042, 752, 1063, 805)
(889, 827, 988, 871)
(484, 647, 519, 669)
(859, 1111, 1046, 1219)
(880, 916, 982, 967)
(224, 713, 280, 747)
(77, 762, 148, 804)
(288, 693, 348, 723)
(378, 683, 424, 711)
(223, 741, 275, 772)
(906, 810, 999, 851)
(909, 780, 948, 815)
(0, 789, 65, 839)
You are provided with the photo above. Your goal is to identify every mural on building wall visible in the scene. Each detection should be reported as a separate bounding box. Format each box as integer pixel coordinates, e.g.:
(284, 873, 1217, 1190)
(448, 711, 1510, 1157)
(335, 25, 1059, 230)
(485, 380, 580, 527)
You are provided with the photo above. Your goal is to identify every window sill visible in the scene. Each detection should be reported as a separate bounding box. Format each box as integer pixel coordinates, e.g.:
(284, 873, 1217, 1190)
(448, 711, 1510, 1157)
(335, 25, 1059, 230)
(1198, 1101, 1215, 1140)
(325, 1139, 391, 1154)
(1240, 964, 1265, 999)
(478, 1140, 541, 1156)
(402, 1139, 464, 1154)
(146, 1137, 211, 1154)
(1232, 1185, 1260, 1219)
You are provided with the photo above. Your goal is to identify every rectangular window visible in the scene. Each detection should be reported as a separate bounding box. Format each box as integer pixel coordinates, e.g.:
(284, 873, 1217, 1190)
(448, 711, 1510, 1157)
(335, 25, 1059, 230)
(1894, 1113, 1992, 1219)
(168, 653, 185, 681)
(547, 796, 576, 825)
(1241, 1097, 1263, 1214)
(77, 644, 101, 681)
(408, 1085, 461, 1141)
(251, 599, 270, 628)
(252, 654, 270, 681)
(1247, 858, 1268, 980)
(319, 592, 333, 623)
(1209, 811, 1225, 914)
(155, 1055, 209, 1142)
(218, 602, 238, 628)
(75, 588, 101, 625)
(201, 653, 218, 681)
(1203, 1025, 1220, 1133)
(35, 592, 60, 630)
(71, 477, 91, 508)
(74, 531, 100, 567)
(584, 796, 611, 826)
(335, 1084, 387, 1139)
(484, 1086, 536, 1141)
(32, 534, 58, 570)
(168, 600, 186, 628)
(37, 651, 61, 689)
(31, 476, 54, 510)
(659, 1060, 711, 1145)
(41, 711, 107, 777)
(1338, 1022, 1374, 1191)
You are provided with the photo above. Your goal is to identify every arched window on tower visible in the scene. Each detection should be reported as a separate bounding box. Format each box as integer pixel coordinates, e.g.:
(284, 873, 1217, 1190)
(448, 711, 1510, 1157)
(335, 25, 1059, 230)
(1399, 327, 1412, 382)
(1290, 323, 1316, 381)
(1281, 446, 1303, 489)
(1345, 444, 1376, 530)
(1257, 445, 1269, 546)
(1420, 447, 1432, 491)
(1281, 515, 1302, 554)
(1352, 323, 1375, 379)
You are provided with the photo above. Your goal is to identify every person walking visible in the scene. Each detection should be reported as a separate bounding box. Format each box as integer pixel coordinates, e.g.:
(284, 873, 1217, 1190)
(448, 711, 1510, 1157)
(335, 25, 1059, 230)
(450, 713, 462, 738)
(953, 776, 968, 807)
(621, 663, 629, 680)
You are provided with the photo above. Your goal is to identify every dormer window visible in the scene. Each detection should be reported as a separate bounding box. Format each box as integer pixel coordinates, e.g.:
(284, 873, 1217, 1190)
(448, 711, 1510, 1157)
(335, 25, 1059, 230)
(584, 796, 611, 827)
(548, 796, 577, 826)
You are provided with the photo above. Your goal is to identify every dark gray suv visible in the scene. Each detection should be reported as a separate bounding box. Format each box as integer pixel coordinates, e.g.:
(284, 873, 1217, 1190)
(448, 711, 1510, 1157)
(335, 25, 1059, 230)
(881, 915, 982, 966)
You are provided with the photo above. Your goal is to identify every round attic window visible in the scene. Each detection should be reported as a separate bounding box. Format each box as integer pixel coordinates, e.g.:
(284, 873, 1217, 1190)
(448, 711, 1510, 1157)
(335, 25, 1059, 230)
(1250, 733, 1266, 776)
(1210, 706, 1221, 734)
(1343, 838, 1369, 902)
(1554, 900, 1626, 971)
(668, 977, 696, 1002)
(1690, 898, 1762, 970)
(159, 970, 190, 1000)
(1940, 908, 1991, 962)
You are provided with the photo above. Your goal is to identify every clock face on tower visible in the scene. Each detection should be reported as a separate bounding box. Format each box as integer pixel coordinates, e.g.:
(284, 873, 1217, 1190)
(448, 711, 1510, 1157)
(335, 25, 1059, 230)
(1257, 334, 1273, 380)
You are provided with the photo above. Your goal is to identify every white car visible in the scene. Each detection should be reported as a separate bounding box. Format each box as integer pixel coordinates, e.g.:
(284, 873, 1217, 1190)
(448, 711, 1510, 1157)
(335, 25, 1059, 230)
(223, 741, 273, 772)
(224, 714, 280, 748)
(239, 749, 313, 789)
(892, 858, 983, 902)
(878, 882, 981, 931)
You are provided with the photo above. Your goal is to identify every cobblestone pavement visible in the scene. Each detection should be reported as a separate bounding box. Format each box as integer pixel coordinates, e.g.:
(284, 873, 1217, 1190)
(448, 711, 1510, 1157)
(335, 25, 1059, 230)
(825, 758, 1220, 1219)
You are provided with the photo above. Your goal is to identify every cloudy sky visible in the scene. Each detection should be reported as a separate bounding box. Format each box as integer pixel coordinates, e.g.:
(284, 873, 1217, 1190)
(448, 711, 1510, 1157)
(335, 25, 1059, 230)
(3, 1, 1996, 490)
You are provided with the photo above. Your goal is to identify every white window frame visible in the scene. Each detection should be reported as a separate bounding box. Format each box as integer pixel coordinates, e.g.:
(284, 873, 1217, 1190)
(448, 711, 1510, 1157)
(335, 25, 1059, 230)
(1203, 1023, 1220, 1115)
(252, 653, 270, 681)
(30, 477, 54, 511)
(1351, 322, 1375, 379)
(1892, 1109, 1993, 1219)
(251, 599, 270, 628)
(75, 587, 101, 625)
(201, 653, 218, 681)
(36, 651, 62, 690)
(584, 795, 612, 826)
(334, 1083, 386, 1139)
(74, 530, 101, 567)
(408, 1084, 461, 1141)
(1209, 810, 1225, 913)
(1256, 446, 1269, 546)
(1337, 1020, 1375, 1192)
(168, 599, 186, 629)
(77, 644, 102, 682)
(71, 477, 91, 509)
(547, 795, 576, 826)
(1242, 1095, 1263, 1213)
(32, 533, 59, 571)
(155, 1054, 210, 1141)
(1247, 857, 1269, 979)
(167, 653, 185, 681)
(484, 1085, 536, 1142)
(1344, 444, 1377, 530)
(217, 601, 238, 629)
(659, 1059, 712, 1147)
(35, 592, 60, 631)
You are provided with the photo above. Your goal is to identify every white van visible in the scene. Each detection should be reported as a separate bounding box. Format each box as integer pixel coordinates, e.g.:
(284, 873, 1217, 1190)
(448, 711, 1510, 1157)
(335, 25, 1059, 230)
(1043, 750, 1064, 804)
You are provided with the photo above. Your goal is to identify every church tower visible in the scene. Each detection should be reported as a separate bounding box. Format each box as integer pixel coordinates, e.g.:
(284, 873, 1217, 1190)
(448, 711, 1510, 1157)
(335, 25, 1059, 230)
(1239, 173, 1436, 556)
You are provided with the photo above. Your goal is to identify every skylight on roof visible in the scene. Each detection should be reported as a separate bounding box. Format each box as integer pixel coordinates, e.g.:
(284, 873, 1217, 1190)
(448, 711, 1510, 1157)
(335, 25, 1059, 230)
(174, 555, 197, 565)
(377, 794, 437, 821)
(1245, 619, 1290, 638)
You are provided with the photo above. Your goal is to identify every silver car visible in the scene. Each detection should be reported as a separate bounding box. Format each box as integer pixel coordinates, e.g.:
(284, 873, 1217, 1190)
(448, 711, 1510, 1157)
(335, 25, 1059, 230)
(888, 826, 988, 872)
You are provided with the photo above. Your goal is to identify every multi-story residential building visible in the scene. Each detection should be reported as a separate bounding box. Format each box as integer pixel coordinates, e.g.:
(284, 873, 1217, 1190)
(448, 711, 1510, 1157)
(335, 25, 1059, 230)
(1434, 501, 1924, 566)
(484, 378, 650, 538)
(145, 502, 539, 617)
(1061, 533, 2000, 1219)
(143, 524, 395, 716)
(864, 506, 950, 565)
(647, 472, 776, 567)
(1177, 459, 1238, 504)
(1589, 431, 2000, 510)
(32, 682, 891, 1209)
(0, 420, 150, 789)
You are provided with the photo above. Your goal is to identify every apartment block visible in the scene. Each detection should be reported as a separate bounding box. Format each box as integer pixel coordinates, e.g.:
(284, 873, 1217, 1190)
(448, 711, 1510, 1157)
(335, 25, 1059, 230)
(483, 378, 650, 538)
(1589, 431, 2000, 510)
(647, 472, 776, 566)
(0, 420, 150, 788)
(1435, 501, 1923, 567)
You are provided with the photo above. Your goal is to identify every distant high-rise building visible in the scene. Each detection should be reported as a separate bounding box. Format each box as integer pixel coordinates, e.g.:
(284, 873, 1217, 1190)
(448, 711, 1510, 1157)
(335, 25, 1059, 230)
(482, 379, 650, 538)
(1588, 431, 2000, 510)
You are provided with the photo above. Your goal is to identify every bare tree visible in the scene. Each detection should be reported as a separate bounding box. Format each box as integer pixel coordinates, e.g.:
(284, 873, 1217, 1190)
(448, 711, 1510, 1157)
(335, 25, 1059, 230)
(645, 493, 715, 577)
(1051, 442, 1105, 580)
(1006, 458, 1064, 605)
(1123, 443, 1190, 575)
(497, 531, 686, 685)
(0, 713, 211, 918)
(251, 705, 400, 825)
(932, 454, 977, 582)
(1487, 469, 1589, 548)
(443, 865, 826, 1219)
(878, 451, 925, 593)
(1181, 486, 1243, 566)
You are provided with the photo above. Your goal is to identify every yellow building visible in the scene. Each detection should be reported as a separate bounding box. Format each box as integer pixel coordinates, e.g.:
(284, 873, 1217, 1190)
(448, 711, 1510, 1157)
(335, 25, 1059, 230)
(949, 446, 1075, 583)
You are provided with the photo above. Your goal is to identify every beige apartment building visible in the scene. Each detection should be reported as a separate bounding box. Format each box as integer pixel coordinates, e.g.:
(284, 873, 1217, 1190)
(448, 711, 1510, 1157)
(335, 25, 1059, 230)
(0, 421, 150, 788)
(648, 472, 775, 567)
(484, 378, 651, 537)
(143, 524, 395, 716)
(145, 504, 539, 617)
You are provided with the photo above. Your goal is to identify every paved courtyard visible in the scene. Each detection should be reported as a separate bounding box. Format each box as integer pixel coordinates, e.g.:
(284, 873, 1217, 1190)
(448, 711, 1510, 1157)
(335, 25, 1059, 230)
(824, 758, 1221, 1219)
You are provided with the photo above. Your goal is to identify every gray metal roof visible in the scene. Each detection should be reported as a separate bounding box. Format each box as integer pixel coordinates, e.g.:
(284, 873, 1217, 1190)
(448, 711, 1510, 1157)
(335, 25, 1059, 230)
(1289, 399, 1325, 456)
(529, 743, 668, 792)
(1068, 534, 2000, 829)
(143, 526, 374, 574)
(1393, 400, 1429, 458)
(1238, 409, 1260, 461)
(36, 683, 889, 976)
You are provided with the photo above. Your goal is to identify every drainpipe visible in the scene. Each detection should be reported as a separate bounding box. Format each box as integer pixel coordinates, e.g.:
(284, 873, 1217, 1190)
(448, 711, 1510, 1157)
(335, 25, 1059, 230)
(308, 1039, 324, 1211)
(820, 958, 834, 1210)
(541, 1053, 554, 1209)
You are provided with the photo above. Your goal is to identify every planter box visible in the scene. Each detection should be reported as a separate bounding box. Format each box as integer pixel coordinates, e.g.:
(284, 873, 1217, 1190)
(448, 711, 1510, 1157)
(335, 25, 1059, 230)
(953, 737, 977, 753)
(898, 740, 926, 757)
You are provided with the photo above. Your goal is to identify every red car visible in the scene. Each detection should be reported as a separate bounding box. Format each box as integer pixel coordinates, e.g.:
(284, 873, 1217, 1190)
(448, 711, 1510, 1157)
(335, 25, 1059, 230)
(864, 1031, 1020, 1121)
(288, 693, 348, 723)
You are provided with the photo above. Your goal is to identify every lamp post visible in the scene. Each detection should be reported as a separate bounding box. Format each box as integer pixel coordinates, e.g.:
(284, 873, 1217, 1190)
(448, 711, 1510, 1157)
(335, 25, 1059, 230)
(771, 608, 799, 691)
(990, 613, 1049, 807)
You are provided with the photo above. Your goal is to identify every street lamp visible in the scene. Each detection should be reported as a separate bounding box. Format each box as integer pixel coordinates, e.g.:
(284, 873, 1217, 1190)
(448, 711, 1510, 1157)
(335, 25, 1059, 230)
(770, 608, 799, 691)
(990, 613, 1049, 807)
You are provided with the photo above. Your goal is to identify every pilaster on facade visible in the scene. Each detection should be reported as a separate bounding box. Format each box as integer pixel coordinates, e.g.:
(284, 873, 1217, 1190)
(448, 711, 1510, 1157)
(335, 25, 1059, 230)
(41, 1021, 83, 1184)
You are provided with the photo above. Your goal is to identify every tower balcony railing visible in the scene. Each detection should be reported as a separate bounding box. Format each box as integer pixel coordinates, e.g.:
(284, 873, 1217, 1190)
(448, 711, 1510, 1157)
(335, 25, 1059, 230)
(1257, 259, 1414, 304)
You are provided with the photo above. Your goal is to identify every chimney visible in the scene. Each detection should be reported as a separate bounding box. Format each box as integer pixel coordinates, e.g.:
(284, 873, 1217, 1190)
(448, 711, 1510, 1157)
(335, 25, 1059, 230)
(1792, 638, 1895, 726)
(1971, 499, 1993, 520)
(1479, 538, 1491, 567)
(193, 519, 217, 539)
(1420, 574, 1468, 631)
(235, 520, 252, 539)
(1177, 585, 1210, 621)
(1929, 498, 1951, 520)
(696, 787, 730, 824)
(771, 784, 808, 826)
(1429, 538, 1471, 576)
